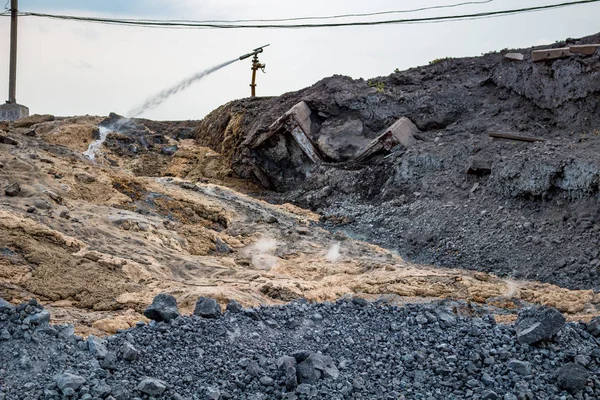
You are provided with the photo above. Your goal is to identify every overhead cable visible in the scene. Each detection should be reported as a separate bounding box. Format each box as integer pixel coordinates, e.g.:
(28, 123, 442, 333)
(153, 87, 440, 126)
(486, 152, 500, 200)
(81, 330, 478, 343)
(5, 0, 599, 29)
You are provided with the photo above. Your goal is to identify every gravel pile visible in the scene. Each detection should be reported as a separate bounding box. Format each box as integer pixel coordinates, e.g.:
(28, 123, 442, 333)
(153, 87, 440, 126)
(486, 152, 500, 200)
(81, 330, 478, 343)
(2, 295, 600, 399)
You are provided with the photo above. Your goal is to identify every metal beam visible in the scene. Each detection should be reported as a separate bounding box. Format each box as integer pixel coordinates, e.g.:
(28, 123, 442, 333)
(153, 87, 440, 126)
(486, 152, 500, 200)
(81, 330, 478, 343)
(8, 0, 18, 103)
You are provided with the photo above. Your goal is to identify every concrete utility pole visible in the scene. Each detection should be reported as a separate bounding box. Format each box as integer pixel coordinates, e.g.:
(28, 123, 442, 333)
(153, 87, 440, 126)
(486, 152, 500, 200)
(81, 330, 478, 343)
(0, 0, 29, 121)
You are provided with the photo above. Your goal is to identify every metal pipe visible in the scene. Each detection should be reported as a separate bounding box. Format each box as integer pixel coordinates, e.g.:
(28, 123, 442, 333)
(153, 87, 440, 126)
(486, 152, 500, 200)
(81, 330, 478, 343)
(239, 44, 270, 60)
(8, 0, 18, 103)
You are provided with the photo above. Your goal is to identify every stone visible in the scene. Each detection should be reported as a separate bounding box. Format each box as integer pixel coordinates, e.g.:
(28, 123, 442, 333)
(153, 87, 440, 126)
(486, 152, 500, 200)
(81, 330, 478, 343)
(100, 351, 119, 370)
(75, 173, 96, 184)
(161, 145, 178, 156)
(0, 134, 18, 145)
(87, 335, 108, 359)
(1, 329, 11, 340)
(137, 378, 167, 396)
(504, 52, 524, 61)
(531, 47, 571, 62)
(508, 359, 531, 375)
(193, 297, 221, 319)
(277, 355, 298, 390)
(34, 199, 52, 210)
(121, 341, 139, 361)
(29, 310, 50, 325)
(482, 390, 500, 400)
(110, 384, 130, 400)
(515, 307, 565, 344)
(352, 297, 368, 307)
(226, 299, 243, 313)
(4, 182, 20, 197)
(53, 373, 86, 392)
(467, 159, 492, 176)
(92, 382, 112, 398)
(296, 353, 339, 384)
(215, 237, 232, 253)
(143, 293, 180, 322)
(586, 316, 600, 336)
(0, 298, 15, 314)
(206, 387, 221, 400)
(555, 363, 589, 394)
(296, 384, 317, 397)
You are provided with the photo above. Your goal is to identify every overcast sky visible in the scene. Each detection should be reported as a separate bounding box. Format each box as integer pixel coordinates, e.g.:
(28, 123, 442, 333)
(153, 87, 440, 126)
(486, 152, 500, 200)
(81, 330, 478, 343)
(0, 0, 598, 120)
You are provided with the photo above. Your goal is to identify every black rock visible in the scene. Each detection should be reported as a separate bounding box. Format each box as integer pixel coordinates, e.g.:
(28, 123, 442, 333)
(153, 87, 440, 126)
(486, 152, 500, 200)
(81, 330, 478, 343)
(508, 359, 531, 375)
(100, 351, 119, 370)
(296, 353, 339, 384)
(277, 355, 297, 390)
(4, 182, 20, 197)
(53, 373, 86, 392)
(226, 299, 243, 313)
(193, 297, 221, 319)
(143, 293, 180, 322)
(586, 316, 600, 336)
(87, 335, 108, 359)
(0, 298, 15, 314)
(215, 237, 232, 253)
(555, 362, 589, 394)
(137, 377, 167, 396)
(121, 341, 138, 361)
(352, 297, 368, 307)
(515, 307, 565, 345)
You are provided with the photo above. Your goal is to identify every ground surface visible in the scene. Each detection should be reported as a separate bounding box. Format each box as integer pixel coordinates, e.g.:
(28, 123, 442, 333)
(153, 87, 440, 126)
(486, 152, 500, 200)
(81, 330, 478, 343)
(2, 112, 600, 336)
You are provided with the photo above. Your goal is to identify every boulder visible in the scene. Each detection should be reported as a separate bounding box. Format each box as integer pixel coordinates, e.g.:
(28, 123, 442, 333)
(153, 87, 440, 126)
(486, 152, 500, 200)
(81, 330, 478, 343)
(54, 373, 86, 392)
(4, 182, 20, 197)
(508, 359, 531, 375)
(296, 353, 339, 384)
(277, 355, 297, 390)
(555, 363, 589, 394)
(0, 298, 15, 314)
(137, 378, 167, 396)
(121, 341, 139, 361)
(586, 316, 600, 336)
(515, 307, 565, 345)
(143, 293, 180, 322)
(226, 299, 243, 313)
(193, 297, 221, 319)
(87, 335, 108, 359)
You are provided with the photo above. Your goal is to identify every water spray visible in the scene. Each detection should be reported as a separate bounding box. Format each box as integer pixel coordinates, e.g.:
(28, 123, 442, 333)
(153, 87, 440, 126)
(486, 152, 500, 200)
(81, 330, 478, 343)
(84, 45, 271, 160)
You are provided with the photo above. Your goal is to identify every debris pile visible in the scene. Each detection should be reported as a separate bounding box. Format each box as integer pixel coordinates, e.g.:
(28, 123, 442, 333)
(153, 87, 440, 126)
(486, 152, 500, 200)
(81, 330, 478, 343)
(194, 32, 600, 291)
(2, 296, 600, 399)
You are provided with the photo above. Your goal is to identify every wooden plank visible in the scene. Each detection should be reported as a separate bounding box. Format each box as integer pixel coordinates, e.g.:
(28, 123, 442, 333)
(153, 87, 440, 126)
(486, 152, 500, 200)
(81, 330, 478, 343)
(354, 117, 419, 162)
(289, 124, 322, 163)
(388, 117, 418, 147)
(531, 48, 571, 62)
(489, 132, 546, 143)
(569, 44, 600, 56)
(505, 53, 524, 61)
(254, 101, 313, 149)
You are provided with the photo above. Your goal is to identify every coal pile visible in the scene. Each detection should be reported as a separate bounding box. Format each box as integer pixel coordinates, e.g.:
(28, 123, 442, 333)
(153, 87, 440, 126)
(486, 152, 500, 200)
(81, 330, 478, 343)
(2, 295, 600, 399)
(194, 33, 600, 292)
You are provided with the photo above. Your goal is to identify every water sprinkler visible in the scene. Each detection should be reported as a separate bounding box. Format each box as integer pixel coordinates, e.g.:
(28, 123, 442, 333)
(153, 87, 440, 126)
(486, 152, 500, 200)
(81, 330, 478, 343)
(239, 44, 270, 97)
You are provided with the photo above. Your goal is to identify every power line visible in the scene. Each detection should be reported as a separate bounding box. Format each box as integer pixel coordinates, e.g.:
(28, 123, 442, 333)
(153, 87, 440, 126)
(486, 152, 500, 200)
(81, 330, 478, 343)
(5, 0, 600, 29)
(120, 0, 496, 24)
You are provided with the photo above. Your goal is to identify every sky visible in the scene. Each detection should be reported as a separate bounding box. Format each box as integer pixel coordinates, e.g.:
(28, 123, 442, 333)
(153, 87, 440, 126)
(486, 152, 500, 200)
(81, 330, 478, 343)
(0, 0, 598, 120)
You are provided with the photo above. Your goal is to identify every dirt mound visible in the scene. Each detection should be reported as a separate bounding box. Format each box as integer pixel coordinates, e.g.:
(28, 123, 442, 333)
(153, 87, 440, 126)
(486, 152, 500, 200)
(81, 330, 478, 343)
(194, 32, 600, 292)
(2, 114, 599, 335)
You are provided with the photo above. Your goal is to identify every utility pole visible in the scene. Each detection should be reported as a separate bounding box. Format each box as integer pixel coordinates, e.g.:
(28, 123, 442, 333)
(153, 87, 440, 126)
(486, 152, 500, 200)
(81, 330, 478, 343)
(0, 0, 29, 121)
(8, 0, 18, 103)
